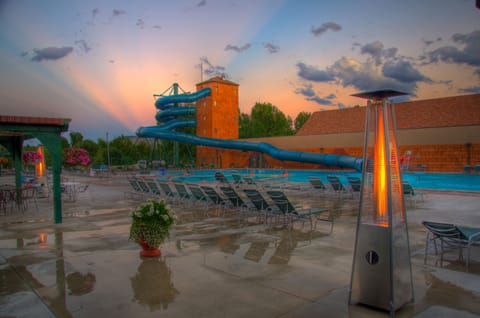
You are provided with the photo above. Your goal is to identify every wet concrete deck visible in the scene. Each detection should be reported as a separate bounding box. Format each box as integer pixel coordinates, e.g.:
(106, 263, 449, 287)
(0, 173, 479, 317)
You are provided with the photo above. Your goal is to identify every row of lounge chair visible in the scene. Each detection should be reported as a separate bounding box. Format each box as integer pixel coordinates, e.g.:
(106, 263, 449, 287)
(307, 175, 361, 197)
(126, 175, 333, 231)
(309, 175, 425, 207)
(219, 171, 425, 208)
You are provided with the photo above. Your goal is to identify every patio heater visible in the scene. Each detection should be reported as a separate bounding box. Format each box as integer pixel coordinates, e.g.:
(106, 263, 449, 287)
(349, 90, 414, 314)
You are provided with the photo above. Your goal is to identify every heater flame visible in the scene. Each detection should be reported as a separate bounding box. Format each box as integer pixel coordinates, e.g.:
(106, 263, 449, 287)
(374, 107, 388, 227)
(35, 146, 45, 178)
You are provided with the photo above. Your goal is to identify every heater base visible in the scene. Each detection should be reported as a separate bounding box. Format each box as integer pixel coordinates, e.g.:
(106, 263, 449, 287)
(350, 224, 413, 312)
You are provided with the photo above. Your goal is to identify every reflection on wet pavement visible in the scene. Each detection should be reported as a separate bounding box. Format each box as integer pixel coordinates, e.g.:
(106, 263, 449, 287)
(0, 176, 479, 317)
(130, 258, 178, 311)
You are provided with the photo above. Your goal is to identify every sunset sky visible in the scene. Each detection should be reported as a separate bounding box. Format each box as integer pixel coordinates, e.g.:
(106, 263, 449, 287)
(0, 0, 479, 140)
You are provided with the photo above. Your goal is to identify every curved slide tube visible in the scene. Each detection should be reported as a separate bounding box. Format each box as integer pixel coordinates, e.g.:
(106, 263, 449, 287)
(137, 88, 363, 171)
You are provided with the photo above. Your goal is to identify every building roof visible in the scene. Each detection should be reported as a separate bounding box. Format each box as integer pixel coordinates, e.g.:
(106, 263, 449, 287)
(197, 76, 239, 86)
(296, 93, 480, 136)
(0, 115, 70, 126)
(0, 115, 71, 139)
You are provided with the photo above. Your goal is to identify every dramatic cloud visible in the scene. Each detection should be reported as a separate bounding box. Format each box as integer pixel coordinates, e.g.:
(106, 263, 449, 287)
(422, 37, 442, 47)
(295, 84, 336, 106)
(296, 62, 334, 82)
(92, 8, 99, 19)
(360, 41, 398, 65)
(74, 40, 91, 54)
(112, 9, 126, 17)
(136, 19, 145, 29)
(382, 60, 429, 83)
(263, 42, 279, 54)
(31, 46, 73, 62)
(459, 86, 480, 94)
(295, 84, 316, 97)
(330, 57, 416, 93)
(423, 40, 434, 46)
(225, 43, 251, 53)
(427, 30, 480, 66)
(297, 56, 426, 94)
(298, 37, 432, 96)
(197, 0, 207, 7)
(361, 41, 383, 57)
(88, 8, 99, 25)
(199, 56, 226, 77)
(383, 47, 398, 59)
(311, 22, 341, 37)
(325, 93, 336, 99)
(308, 96, 334, 106)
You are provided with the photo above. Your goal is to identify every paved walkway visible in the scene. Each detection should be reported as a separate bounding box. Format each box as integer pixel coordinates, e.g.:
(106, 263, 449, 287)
(0, 173, 479, 317)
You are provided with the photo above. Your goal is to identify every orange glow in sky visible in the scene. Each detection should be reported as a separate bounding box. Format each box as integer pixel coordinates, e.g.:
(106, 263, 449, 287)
(0, 1, 478, 140)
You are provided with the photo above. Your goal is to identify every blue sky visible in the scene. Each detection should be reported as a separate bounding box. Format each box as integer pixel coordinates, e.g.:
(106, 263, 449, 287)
(0, 0, 479, 140)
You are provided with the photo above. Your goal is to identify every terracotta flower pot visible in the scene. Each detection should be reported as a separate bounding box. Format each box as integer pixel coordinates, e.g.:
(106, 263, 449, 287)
(139, 238, 161, 257)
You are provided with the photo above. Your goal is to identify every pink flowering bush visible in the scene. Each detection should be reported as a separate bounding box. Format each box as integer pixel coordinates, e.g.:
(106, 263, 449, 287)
(23, 151, 43, 165)
(63, 147, 92, 167)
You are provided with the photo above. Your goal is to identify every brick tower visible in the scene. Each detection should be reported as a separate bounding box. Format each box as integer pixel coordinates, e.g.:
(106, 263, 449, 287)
(196, 76, 239, 168)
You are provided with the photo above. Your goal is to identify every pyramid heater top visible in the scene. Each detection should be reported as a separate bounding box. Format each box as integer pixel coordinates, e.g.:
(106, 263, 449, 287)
(351, 89, 408, 100)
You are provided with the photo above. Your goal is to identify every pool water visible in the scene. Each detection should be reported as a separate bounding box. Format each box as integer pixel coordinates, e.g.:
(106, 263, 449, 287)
(167, 169, 480, 192)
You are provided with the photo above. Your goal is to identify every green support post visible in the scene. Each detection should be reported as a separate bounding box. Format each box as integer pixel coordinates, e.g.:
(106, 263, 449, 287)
(36, 132, 63, 224)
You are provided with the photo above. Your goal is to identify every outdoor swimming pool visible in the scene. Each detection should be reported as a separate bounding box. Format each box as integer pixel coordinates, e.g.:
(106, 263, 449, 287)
(165, 168, 480, 192)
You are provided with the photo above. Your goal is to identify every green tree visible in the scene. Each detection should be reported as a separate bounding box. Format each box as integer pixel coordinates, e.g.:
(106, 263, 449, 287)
(94, 138, 107, 166)
(135, 140, 151, 161)
(77, 139, 98, 158)
(109, 136, 137, 165)
(240, 102, 294, 138)
(239, 113, 253, 138)
(294, 111, 311, 132)
(60, 136, 70, 149)
(69, 131, 84, 147)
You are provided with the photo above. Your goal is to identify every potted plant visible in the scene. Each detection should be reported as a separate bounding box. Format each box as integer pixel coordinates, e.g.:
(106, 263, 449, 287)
(129, 199, 175, 257)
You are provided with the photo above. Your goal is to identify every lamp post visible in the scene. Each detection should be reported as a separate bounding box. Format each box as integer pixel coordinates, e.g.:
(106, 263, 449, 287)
(106, 132, 111, 177)
(349, 90, 414, 315)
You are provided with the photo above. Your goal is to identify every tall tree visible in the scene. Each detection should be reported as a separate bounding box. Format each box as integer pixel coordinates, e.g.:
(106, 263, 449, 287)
(240, 102, 294, 138)
(239, 113, 253, 138)
(69, 131, 84, 147)
(294, 111, 311, 132)
(76, 139, 98, 158)
(109, 136, 137, 165)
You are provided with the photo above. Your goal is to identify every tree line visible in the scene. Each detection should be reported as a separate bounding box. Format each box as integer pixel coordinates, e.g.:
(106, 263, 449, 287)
(1, 102, 311, 169)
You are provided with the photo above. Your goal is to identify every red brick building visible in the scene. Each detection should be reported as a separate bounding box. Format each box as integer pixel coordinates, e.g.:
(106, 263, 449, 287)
(198, 91, 480, 172)
(195, 77, 239, 168)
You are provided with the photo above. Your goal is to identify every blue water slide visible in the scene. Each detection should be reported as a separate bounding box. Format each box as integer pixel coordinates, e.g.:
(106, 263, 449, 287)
(137, 88, 363, 171)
